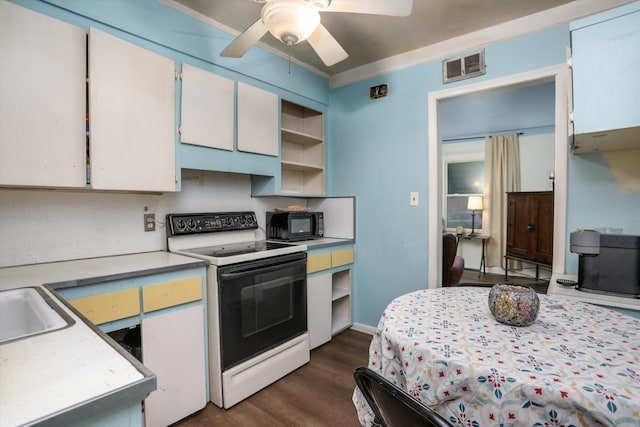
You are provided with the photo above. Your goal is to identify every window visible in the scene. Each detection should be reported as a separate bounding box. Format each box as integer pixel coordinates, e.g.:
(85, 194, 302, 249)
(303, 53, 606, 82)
(446, 161, 484, 230)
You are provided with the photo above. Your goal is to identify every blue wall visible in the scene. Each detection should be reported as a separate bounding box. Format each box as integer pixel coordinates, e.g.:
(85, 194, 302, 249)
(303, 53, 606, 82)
(330, 14, 640, 327)
(329, 27, 574, 328)
(440, 82, 555, 140)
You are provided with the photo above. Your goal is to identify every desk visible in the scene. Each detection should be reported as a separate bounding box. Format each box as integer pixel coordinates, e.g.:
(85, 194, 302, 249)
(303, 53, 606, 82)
(456, 234, 488, 277)
(353, 287, 640, 427)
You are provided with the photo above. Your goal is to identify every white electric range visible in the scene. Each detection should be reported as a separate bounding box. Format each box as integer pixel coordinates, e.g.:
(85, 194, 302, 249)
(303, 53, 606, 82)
(166, 211, 309, 408)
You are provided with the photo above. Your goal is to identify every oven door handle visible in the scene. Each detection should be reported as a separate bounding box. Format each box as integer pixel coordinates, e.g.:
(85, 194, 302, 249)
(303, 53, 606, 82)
(218, 257, 306, 281)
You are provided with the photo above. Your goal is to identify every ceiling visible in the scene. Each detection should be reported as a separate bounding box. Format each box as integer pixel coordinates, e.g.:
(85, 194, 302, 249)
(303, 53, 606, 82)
(166, 0, 631, 78)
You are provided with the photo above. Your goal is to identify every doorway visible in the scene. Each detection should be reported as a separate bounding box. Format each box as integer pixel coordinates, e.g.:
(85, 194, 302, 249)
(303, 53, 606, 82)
(427, 64, 570, 288)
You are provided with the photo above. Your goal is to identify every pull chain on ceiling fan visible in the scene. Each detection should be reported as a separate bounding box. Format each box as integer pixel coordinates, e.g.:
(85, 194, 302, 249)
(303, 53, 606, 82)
(220, 0, 413, 67)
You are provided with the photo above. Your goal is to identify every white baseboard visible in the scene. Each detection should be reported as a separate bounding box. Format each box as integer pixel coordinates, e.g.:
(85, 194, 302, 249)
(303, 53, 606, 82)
(350, 323, 375, 335)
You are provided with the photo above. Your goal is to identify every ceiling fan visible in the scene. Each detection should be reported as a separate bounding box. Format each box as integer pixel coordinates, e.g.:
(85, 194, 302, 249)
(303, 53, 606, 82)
(220, 0, 413, 67)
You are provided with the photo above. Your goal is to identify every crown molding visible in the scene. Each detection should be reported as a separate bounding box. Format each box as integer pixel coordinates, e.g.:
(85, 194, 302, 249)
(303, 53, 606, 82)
(329, 0, 636, 88)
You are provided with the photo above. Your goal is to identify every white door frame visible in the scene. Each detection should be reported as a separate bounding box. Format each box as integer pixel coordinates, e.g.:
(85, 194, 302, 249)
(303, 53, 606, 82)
(427, 64, 570, 288)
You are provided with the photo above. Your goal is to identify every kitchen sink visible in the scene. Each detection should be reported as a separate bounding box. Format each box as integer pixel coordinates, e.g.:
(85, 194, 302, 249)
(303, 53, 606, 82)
(0, 287, 74, 344)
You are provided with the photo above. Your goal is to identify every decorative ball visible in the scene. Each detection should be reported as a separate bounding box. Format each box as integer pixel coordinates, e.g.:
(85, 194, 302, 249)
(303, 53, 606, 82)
(488, 284, 540, 326)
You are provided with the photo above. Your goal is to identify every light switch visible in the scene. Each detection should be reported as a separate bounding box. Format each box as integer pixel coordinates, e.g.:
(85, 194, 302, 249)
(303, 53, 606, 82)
(410, 192, 419, 207)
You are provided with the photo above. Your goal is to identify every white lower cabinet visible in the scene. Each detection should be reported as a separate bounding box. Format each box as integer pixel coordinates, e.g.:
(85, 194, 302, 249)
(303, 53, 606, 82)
(306, 247, 353, 349)
(142, 305, 207, 427)
(307, 274, 332, 350)
(58, 270, 207, 427)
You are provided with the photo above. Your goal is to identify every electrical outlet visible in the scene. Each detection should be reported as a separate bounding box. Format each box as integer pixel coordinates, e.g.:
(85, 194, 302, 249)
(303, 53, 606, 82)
(410, 192, 419, 207)
(144, 214, 155, 232)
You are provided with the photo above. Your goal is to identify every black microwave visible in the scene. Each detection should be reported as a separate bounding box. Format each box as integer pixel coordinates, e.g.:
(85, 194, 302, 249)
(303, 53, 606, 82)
(266, 211, 324, 241)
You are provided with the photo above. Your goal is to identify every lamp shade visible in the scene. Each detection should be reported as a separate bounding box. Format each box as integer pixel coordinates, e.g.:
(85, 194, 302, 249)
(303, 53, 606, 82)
(467, 196, 483, 211)
(262, 0, 320, 46)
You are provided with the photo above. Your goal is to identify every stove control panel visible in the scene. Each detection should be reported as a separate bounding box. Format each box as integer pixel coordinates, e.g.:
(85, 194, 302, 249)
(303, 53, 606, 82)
(166, 212, 258, 236)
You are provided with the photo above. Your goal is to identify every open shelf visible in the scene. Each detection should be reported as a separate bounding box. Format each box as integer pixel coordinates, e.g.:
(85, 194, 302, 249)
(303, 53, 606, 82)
(280, 161, 324, 172)
(331, 269, 351, 334)
(281, 128, 323, 145)
(281, 100, 324, 195)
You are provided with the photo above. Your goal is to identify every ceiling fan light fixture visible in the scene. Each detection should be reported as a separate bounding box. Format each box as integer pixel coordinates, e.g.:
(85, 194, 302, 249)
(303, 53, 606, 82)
(262, 0, 321, 46)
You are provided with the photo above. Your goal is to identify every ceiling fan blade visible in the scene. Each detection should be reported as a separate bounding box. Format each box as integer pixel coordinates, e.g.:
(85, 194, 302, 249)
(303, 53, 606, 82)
(323, 0, 413, 17)
(220, 19, 268, 58)
(307, 23, 348, 67)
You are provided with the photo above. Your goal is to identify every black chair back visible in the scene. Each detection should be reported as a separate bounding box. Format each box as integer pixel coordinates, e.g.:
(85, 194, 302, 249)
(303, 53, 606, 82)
(354, 367, 453, 427)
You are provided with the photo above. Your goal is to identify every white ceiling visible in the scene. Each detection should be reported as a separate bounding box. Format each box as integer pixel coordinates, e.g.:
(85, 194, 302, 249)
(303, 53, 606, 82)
(164, 0, 634, 81)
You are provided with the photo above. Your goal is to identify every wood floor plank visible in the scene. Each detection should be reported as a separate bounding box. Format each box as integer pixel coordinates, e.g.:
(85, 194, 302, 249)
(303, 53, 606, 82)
(174, 274, 547, 426)
(172, 329, 371, 427)
(458, 268, 549, 293)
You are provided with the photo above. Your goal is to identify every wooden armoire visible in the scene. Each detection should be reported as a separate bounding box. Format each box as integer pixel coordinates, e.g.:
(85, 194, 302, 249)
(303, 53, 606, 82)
(506, 191, 554, 266)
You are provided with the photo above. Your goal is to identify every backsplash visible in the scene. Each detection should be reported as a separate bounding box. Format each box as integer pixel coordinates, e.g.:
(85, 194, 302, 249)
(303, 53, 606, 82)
(0, 170, 265, 267)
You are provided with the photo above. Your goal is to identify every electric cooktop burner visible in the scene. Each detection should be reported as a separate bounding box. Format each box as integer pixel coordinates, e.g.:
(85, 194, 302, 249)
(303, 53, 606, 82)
(188, 241, 293, 258)
(166, 211, 306, 266)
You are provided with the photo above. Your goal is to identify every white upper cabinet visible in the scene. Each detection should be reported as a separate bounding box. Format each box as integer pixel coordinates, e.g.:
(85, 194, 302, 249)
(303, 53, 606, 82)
(89, 28, 176, 192)
(180, 63, 234, 151)
(237, 82, 279, 156)
(0, 1, 86, 188)
(571, 6, 640, 153)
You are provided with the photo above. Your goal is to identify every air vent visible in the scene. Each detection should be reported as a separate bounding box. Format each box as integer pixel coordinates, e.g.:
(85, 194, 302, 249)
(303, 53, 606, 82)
(443, 50, 486, 84)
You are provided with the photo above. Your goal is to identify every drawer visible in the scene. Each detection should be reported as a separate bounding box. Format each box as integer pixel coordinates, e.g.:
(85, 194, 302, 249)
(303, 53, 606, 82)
(331, 249, 354, 268)
(307, 248, 355, 273)
(307, 253, 332, 274)
(142, 276, 202, 313)
(68, 288, 140, 325)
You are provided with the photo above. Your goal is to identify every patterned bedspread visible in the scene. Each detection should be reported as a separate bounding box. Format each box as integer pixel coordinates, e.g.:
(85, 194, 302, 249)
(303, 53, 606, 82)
(353, 287, 640, 426)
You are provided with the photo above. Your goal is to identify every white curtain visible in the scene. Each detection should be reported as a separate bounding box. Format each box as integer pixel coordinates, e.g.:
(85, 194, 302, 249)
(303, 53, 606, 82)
(483, 134, 521, 268)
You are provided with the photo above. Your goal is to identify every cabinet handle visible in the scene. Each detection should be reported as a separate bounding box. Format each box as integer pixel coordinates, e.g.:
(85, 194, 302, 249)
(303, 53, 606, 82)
(527, 223, 536, 231)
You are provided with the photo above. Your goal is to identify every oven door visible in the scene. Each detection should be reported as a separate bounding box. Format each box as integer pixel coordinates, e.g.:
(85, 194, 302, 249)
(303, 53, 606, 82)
(218, 252, 307, 371)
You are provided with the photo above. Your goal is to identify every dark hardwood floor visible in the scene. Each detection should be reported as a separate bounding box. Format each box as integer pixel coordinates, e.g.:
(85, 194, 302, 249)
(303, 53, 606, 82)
(458, 268, 549, 294)
(172, 329, 372, 427)
(172, 271, 547, 427)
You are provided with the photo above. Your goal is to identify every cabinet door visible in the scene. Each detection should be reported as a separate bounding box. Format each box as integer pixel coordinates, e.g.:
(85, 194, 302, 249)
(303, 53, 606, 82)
(572, 9, 640, 135)
(0, 1, 86, 188)
(89, 28, 176, 192)
(307, 274, 332, 349)
(531, 193, 554, 265)
(142, 305, 207, 427)
(506, 193, 530, 259)
(506, 192, 554, 264)
(237, 82, 278, 156)
(180, 64, 234, 151)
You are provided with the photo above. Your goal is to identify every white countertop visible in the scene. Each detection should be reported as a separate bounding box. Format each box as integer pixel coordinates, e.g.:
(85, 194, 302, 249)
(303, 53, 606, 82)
(282, 237, 354, 249)
(548, 273, 640, 311)
(0, 251, 204, 291)
(0, 251, 204, 427)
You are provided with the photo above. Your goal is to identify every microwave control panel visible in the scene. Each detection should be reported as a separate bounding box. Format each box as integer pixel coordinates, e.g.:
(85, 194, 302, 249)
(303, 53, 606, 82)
(166, 212, 258, 236)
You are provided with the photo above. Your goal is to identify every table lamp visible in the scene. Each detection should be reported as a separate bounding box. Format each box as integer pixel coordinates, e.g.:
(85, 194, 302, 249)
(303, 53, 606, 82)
(467, 196, 483, 236)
